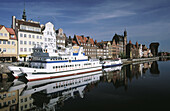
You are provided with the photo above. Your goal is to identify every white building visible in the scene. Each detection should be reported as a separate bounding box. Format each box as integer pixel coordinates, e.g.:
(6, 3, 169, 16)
(139, 44, 143, 58)
(42, 22, 56, 53)
(12, 9, 43, 61)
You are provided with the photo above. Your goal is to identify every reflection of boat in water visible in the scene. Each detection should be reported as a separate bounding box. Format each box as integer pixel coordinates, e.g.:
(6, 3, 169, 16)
(8, 46, 102, 82)
(101, 58, 122, 68)
(103, 65, 122, 74)
(8, 70, 102, 110)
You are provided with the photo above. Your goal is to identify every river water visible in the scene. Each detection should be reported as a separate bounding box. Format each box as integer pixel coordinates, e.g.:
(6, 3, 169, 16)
(0, 60, 170, 111)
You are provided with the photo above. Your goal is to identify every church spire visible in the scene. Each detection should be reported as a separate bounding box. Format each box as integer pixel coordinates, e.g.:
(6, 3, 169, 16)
(124, 28, 127, 37)
(22, 2, 26, 21)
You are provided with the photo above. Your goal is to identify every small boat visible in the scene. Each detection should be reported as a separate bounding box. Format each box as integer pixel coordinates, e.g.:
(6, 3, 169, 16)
(101, 58, 122, 68)
(8, 46, 102, 82)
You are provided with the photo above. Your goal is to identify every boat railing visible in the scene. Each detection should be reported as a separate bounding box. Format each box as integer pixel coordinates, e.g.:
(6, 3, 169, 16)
(90, 59, 99, 62)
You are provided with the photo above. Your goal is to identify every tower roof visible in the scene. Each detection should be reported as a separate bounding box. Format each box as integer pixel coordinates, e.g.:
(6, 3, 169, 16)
(22, 2, 26, 21)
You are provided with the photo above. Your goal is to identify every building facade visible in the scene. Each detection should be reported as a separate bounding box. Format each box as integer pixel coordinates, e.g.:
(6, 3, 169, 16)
(149, 42, 159, 57)
(111, 30, 127, 58)
(97, 41, 110, 59)
(56, 28, 66, 51)
(0, 25, 17, 62)
(12, 10, 43, 61)
(42, 22, 56, 53)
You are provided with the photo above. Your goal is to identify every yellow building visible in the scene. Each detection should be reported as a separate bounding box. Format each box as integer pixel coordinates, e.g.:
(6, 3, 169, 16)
(0, 25, 17, 62)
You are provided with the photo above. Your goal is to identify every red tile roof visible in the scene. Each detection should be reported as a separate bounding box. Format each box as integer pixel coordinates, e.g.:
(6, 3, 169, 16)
(6, 28, 17, 40)
(90, 38, 94, 45)
(6, 28, 15, 35)
(0, 25, 4, 30)
(75, 35, 96, 46)
(72, 40, 77, 45)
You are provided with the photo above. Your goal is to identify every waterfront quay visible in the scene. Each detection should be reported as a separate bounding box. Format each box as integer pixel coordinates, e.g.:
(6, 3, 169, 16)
(0, 57, 160, 80)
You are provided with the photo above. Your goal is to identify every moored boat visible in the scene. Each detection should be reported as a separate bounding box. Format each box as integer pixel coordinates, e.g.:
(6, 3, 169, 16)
(8, 46, 102, 81)
(101, 58, 122, 68)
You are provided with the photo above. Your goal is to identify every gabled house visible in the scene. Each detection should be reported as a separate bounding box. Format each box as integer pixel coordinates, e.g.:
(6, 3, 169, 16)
(0, 25, 17, 62)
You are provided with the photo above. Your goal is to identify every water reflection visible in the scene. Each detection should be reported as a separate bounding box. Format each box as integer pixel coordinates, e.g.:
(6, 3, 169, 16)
(102, 61, 160, 90)
(0, 61, 161, 110)
(1, 71, 102, 111)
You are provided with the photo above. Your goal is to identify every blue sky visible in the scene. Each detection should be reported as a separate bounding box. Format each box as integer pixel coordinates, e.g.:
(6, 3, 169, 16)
(1, 0, 170, 52)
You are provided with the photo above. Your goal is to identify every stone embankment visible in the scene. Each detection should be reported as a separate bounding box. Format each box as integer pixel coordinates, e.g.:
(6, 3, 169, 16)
(122, 57, 159, 65)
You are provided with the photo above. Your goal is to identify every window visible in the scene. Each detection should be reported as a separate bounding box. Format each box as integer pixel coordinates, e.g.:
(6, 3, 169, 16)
(0, 33, 3, 36)
(20, 40, 23, 44)
(8, 41, 10, 45)
(29, 34, 31, 38)
(11, 35, 14, 38)
(24, 48, 27, 52)
(29, 48, 31, 52)
(24, 34, 27, 37)
(40, 36, 42, 39)
(21, 106, 23, 111)
(4, 33, 7, 37)
(7, 48, 11, 53)
(20, 33, 23, 37)
(25, 98, 27, 102)
(32, 42, 35, 45)
(12, 41, 15, 45)
(3, 48, 6, 52)
(3, 41, 6, 44)
(24, 41, 27, 45)
(8, 93, 11, 97)
(29, 41, 31, 45)
(32, 35, 35, 38)
(45, 38, 47, 41)
(37, 36, 39, 39)
(47, 31, 49, 35)
(0, 40, 1, 44)
(21, 98, 23, 103)
(0, 48, 1, 52)
(12, 48, 15, 53)
(20, 48, 23, 52)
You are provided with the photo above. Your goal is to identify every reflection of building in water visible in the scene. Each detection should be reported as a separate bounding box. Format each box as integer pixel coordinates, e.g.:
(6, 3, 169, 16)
(19, 94, 35, 111)
(159, 57, 170, 61)
(150, 61, 160, 75)
(0, 90, 18, 110)
(102, 66, 128, 90)
(126, 64, 142, 82)
(143, 62, 152, 74)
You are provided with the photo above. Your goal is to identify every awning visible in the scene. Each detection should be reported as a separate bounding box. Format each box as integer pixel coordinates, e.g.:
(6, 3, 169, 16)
(19, 54, 27, 57)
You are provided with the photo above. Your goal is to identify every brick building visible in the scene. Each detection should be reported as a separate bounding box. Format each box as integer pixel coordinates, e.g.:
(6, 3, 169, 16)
(111, 30, 127, 58)
(72, 35, 97, 59)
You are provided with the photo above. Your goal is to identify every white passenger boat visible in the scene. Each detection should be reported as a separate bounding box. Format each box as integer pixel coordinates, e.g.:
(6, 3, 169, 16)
(8, 46, 102, 82)
(101, 58, 122, 68)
